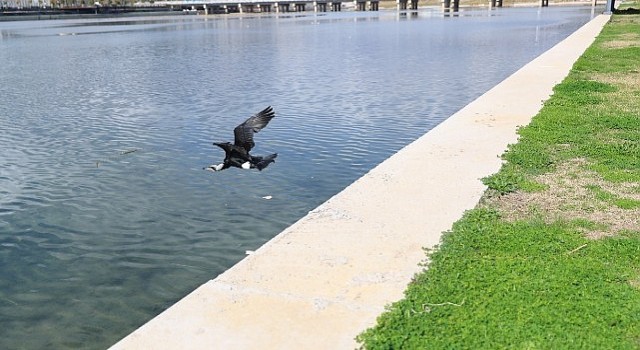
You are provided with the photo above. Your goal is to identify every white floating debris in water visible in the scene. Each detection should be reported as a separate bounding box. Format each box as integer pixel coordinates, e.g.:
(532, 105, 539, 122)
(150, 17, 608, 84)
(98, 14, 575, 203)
(262, 195, 273, 200)
(245, 250, 255, 255)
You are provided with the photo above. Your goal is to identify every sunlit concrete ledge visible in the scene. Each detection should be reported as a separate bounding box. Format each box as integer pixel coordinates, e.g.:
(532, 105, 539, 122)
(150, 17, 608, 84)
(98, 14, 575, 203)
(111, 13, 610, 350)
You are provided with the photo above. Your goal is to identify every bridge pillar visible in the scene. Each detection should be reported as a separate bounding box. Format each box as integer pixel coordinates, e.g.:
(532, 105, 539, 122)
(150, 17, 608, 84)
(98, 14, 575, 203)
(331, 1, 341, 10)
(369, 0, 378, 10)
(276, 2, 291, 11)
(409, 0, 417, 9)
(294, 2, 305, 10)
(451, 0, 458, 11)
(314, 1, 328, 11)
(540, 0, 548, 6)
(604, 0, 615, 12)
(397, 0, 407, 10)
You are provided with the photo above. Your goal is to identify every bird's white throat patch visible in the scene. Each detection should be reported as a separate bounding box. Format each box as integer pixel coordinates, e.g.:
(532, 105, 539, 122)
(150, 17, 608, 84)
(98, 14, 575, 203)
(241, 161, 251, 170)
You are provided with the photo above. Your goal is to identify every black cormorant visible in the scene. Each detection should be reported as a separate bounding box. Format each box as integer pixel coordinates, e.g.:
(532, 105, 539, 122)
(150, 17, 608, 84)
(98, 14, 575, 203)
(205, 106, 278, 172)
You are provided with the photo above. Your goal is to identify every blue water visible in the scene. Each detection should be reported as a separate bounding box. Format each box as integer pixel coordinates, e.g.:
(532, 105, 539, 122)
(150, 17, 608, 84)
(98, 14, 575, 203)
(0, 6, 601, 348)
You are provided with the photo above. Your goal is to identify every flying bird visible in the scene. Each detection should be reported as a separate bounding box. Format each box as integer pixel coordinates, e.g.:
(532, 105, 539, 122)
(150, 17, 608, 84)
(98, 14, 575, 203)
(205, 106, 278, 172)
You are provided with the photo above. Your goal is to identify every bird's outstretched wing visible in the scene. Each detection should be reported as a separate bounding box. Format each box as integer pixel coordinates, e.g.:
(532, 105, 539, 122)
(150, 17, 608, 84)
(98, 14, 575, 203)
(233, 106, 276, 152)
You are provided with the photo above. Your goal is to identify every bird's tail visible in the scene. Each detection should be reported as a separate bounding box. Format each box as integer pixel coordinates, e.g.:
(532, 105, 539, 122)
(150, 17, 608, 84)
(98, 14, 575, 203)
(255, 153, 278, 171)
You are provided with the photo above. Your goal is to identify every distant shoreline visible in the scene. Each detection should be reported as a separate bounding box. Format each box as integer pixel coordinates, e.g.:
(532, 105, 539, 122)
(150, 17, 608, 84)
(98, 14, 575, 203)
(0, 7, 177, 22)
(0, 0, 600, 22)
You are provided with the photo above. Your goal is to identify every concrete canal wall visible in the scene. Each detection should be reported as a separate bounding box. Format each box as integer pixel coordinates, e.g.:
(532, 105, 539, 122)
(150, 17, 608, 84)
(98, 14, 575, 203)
(111, 13, 611, 350)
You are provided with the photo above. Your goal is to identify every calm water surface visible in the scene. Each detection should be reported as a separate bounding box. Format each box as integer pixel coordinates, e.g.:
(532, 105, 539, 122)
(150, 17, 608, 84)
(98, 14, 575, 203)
(1, 6, 601, 348)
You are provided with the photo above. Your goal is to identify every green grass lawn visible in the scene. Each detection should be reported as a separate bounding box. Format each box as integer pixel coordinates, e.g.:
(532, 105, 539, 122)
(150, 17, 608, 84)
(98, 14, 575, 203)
(358, 6, 640, 349)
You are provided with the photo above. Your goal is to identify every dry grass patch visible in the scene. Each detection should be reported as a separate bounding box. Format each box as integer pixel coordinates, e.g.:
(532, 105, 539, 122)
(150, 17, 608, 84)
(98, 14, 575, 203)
(483, 158, 640, 238)
(600, 32, 640, 48)
(630, 273, 640, 290)
(593, 72, 640, 89)
(589, 59, 639, 114)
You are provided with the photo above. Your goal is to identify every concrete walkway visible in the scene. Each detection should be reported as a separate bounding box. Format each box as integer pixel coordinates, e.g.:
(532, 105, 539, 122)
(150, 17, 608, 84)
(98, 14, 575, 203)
(111, 14, 610, 350)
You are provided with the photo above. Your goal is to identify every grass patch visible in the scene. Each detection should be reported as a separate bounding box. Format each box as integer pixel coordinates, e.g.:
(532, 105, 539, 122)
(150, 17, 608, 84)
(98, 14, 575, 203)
(357, 210, 640, 349)
(483, 165, 548, 195)
(585, 185, 640, 209)
(358, 8, 640, 349)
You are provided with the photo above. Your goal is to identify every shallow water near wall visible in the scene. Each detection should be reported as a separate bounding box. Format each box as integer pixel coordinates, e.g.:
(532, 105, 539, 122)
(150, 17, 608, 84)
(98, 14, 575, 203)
(0, 6, 601, 348)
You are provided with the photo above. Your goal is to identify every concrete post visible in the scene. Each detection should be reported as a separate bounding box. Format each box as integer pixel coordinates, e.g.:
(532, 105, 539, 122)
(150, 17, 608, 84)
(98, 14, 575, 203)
(604, 0, 614, 13)
(442, 0, 450, 12)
